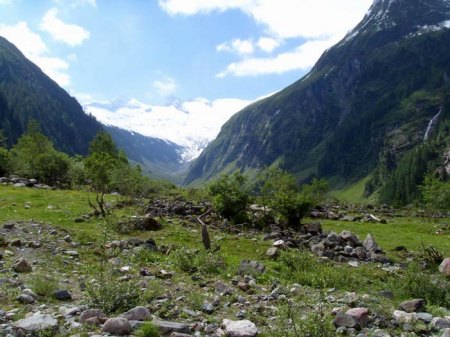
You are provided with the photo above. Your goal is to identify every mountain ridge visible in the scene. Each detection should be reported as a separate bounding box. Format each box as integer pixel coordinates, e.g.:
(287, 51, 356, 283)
(184, 0, 450, 191)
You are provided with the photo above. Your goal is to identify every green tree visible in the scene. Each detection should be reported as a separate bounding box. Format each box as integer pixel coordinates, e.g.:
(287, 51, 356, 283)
(420, 174, 450, 221)
(209, 172, 251, 224)
(257, 167, 328, 226)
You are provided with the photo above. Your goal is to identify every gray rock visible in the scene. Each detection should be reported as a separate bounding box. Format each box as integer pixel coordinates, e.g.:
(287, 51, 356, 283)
(399, 299, 426, 313)
(222, 319, 258, 337)
(101, 317, 132, 335)
(12, 258, 32, 273)
(440, 328, 450, 337)
(16, 294, 36, 304)
(215, 281, 233, 295)
(417, 312, 433, 323)
(120, 306, 151, 321)
(202, 302, 214, 314)
(153, 319, 191, 335)
(345, 308, 369, 328)
(333, 313, 357, 328)
(170, 333, 192, 337)
(53, 289, 72, 301)
(363, 234, 380, 253)
(265, 247, 278, 259)
(439, 258, 450, 276)
(237, 260, 265, 276)
(431, 317, 450, 330)
(79, 309, 106, 323)
(13, 314, 58, 331)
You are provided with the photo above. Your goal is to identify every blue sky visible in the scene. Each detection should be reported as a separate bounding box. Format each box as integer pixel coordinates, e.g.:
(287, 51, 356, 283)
(0, 0, 372, 105)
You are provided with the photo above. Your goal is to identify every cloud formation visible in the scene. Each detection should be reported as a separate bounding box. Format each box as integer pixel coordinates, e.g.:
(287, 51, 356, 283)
(40, 8, 90, 46)
(153, 77, 178, 97)
(0, 21, 70, 86)
(160, 0, 372, 77)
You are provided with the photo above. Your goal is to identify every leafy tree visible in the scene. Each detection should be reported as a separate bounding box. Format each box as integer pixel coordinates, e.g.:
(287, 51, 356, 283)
(9, 120, 71, 185)
(209, 172, 251, 224)
(0, 129, 9, 176)
(257, 167, 328, 226)
(420, 174, 450, 221)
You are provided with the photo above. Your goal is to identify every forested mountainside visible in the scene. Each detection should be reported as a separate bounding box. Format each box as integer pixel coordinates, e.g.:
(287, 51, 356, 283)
(185, 0, 450, 204)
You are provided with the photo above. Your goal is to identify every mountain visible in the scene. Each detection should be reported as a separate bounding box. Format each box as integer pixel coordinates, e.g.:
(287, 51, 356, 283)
(105, 126, 188, 183)
(84, 96, 253, 162)
(185, 0, 450, 195)
(0, 36, 102, 155)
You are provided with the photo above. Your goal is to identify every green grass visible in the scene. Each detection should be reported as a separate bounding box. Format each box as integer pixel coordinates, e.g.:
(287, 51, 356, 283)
(320, 217, 450, 257)
(328, 175, 374, 204)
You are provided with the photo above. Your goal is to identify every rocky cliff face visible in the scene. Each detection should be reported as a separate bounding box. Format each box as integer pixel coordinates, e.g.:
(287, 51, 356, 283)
(185, 0, 450, 186)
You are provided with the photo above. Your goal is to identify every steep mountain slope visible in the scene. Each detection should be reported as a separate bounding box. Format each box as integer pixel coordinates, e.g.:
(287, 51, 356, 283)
(0, 37, 102, 155)
(106, 126, 188, 183)
(185, 0, 450, 188)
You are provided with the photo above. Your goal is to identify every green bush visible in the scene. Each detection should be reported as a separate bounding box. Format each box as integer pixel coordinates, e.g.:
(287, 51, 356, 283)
(135, 321, 160, 337)
(209, 172, 251, 224)
(28, 274, 59, 298)
(173, 248, 226, 275)
(86, 276, 141, 314)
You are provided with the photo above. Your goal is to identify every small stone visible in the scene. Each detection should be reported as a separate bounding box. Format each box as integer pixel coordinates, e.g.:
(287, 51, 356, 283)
(152, 319, 191, 335)
(363, 234, 380, 252)
(393, 310, 417, 323)
(16, 294, 36, 304)
(273, 240, 286, 248)
(53, 290, 72, 301)
(215, 281, 233, 295)
(13, 314, 58, 331)
(222, 319, 258, 337)
(120, 306, 151, 321)
(439, 258, 450, 276)
(346, 307, 369, 328)
(102, 317, 132, 335)
(80, 309, 106, 323)
(266, 247, 279, 258)
(12, 258, 32, 273)
(333, 313, 357, 328)
(399, 299, 426, 313)
(202, 302, 214, 314)
(237, 281, 250, 292)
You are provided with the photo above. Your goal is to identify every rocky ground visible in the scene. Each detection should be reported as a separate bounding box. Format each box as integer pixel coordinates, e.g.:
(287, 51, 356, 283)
(0, 197, 449, 337)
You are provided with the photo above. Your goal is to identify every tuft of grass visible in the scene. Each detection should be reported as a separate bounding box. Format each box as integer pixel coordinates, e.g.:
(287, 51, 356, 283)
(172, 248, 226, 275)
(28, 274, 59, 298)
(135, 321, 160, 337)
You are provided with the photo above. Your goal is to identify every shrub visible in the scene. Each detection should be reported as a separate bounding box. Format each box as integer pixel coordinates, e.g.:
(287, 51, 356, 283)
(86, 276, 141, 314)
(28, 274, 59, 298)
(173, 248, 226, 275)
(209, 172, 251, 224)
(135, 321, 160, 337)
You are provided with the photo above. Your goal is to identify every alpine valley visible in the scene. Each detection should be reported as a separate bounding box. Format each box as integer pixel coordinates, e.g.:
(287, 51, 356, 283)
(185, 0, 450, 204)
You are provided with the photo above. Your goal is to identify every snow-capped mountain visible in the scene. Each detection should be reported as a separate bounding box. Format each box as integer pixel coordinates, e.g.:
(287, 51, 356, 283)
(84, 96, 253, 162)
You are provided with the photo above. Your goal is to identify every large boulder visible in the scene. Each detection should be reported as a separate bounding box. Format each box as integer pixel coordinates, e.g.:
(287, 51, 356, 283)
(120, 306, 151, 321)
(102, 317, 132, 335)
(222, 319, 259, 337)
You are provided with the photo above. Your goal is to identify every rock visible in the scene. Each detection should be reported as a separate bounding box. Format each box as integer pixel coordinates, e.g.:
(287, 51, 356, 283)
(393, 310, 417, 323)
(79, 309, 106, 323)
(215, 281, 233, 295)
(153, 319, 191, 335)
(431, 317, 450, 330)
(354, 247, 367, 260)
(12, 258, 32, 273)
(440, 328, 450, 337)
(363, 234, 380, 253)
(101, 317, 132, 335)
(222, 319, 258, 337)
(64, 250, 79, 258)
(346, 308, 369, 328)
(202, 302, 214, 314)
(53, 289, 72, 301)
(22, 289, 38, 299)
(266, 247, 279, 259)
(304, 222, 322, 235)
(237, 260, 265, 276)
(273, 240, 287, 248)
(170, 333, 192, 337)
(120, 306, 151, 321)
(339, 230, 359, 245)
(439, 258, 450, 276)
(16, 294, 36, 304)
(13, 314, 58, 331)
(324, 232, 341, 248)
(417, 312, 433, 323)
(399, 299, 426, 313)
(333, 313, 357, 328)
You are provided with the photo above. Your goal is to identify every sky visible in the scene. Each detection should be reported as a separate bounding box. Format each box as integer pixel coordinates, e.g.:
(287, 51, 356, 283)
(0, 0, 374, 106)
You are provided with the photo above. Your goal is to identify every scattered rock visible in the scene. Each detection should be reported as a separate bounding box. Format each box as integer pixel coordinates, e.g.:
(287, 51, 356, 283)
(13, 314, 58, 331)
(346, 308, 369, 328)
(120, 306, 151, 321)
(266, 247, 279, 258)
(237, 260, 265, 276)
(12, 258, 32, 273)
(101, 317, 132, 335)
(363, 234, 381, 253)
(222, 319, 259, 337)
(152, 319, 191, 335)
(399, 299, 426, 313)
(439, 258, 450, 276)
(80, 309, 106, 323)
(53, 289, 72, 301)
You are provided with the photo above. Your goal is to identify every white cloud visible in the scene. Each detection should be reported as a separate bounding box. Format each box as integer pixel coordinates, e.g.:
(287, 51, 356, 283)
(52, 0, 97, 8)
(217, 38, 254, 55)
(40, 8, 90, 46)
(85, 96, 254, 161)
(0, 21, 71, 86)
(153, 77, 178, 96)
(217, 36, 337, 78)
(257, 37, 280, 53)
(160, 0, 373, 77)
